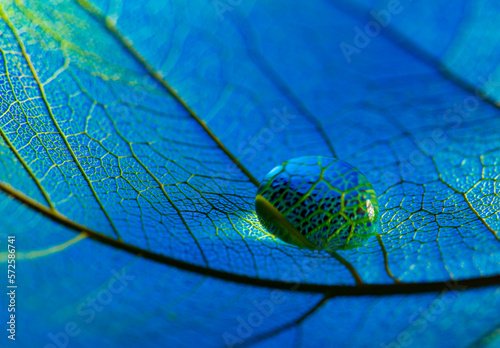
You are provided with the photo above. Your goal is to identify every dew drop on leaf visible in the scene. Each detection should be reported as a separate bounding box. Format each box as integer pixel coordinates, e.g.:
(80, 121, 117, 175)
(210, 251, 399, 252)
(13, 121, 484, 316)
(255, 156, 380, 250)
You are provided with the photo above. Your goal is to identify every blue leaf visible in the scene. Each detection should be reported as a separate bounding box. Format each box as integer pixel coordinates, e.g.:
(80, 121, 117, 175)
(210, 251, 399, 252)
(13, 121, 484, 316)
(1, 0, 499, 347)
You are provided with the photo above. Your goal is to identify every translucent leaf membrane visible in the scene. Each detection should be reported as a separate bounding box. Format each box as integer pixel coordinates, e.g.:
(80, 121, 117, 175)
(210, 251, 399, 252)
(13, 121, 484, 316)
(4, 192, 500, 347)
(254, 286, 500, 348)
(351, 0, 500, 103)
(1, 0, 500, 346)
(81, 0, 500, 282)
(2, 0, 498, 287)
(0, 0, 390, 286)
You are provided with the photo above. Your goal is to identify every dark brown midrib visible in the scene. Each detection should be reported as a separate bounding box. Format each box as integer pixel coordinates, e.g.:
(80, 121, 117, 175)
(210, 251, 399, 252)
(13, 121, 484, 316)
(1, 181, 499, 296)
(1, 0, 497, 296)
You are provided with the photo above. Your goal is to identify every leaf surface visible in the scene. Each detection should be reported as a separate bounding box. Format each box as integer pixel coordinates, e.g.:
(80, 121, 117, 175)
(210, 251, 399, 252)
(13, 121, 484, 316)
(1, 0, 500, 347)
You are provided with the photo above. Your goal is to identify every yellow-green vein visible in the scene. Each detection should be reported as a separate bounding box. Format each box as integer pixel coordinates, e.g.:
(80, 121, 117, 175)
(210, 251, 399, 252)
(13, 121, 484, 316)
(0, 6, 121, 239)
(74, 0, 260, 188)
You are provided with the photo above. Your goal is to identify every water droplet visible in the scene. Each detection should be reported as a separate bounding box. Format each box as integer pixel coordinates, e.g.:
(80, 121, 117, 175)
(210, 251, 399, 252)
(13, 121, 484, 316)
(255, 156, 379, 250)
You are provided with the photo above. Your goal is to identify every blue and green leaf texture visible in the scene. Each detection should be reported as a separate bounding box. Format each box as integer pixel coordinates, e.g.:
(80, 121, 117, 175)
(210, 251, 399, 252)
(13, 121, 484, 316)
(1, 0, 500, 347)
